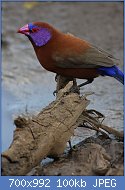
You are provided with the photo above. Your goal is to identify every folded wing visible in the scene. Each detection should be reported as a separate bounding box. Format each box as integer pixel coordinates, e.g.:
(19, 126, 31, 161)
(53, 43, 119, 69)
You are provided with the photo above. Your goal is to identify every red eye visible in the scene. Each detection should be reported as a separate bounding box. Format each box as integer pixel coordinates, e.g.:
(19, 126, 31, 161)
(32, 28, 39, 32)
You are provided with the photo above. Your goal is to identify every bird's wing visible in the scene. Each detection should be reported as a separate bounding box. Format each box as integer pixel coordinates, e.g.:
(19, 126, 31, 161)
(53, 44, 119, 69)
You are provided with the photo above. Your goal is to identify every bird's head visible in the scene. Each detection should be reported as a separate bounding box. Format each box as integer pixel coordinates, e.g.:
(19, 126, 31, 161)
(17, 22, 56, 47)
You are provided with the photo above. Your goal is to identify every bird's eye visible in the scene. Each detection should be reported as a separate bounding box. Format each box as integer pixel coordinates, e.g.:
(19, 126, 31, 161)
(30, 28, 39, 33)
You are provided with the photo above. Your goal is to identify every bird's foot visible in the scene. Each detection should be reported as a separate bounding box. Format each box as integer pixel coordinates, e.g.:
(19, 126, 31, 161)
(53, 84, 80, 96)
(65, 78, 94, 95)
(68, 85, 80, 94)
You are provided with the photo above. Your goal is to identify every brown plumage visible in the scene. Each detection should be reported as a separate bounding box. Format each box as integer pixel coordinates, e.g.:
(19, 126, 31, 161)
(18, 22, 123, 85)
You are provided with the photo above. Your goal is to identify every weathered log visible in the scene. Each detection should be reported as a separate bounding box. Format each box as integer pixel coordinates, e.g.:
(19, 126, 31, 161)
(2, 76, 123, 176)
(2, 80, 89, 176)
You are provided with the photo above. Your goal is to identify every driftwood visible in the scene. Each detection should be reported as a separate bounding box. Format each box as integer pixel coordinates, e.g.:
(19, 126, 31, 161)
(1, 76, 124, 176)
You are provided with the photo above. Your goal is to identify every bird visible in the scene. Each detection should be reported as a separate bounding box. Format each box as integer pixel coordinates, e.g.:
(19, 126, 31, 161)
(17, 22, 124, 88)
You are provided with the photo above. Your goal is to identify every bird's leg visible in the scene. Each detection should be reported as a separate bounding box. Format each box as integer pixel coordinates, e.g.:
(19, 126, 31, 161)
(53, 75, 75, 96)
(67, 78, 79, 94)
(69, 78, 94, 94)
(78, 78, 94, 88)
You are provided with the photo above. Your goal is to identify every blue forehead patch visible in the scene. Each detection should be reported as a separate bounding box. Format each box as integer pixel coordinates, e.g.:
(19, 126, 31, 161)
(28, 23, 36, 30)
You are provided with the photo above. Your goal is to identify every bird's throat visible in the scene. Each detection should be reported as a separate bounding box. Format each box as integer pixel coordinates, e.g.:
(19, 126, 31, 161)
(29, 28, 52, 47)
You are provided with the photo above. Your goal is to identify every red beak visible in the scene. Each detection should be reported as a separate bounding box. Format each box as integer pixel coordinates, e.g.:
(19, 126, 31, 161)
(17, 24, 30, 35)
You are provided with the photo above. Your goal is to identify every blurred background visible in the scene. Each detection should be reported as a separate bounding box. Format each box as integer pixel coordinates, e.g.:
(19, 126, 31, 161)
(2, 2, 123, 151)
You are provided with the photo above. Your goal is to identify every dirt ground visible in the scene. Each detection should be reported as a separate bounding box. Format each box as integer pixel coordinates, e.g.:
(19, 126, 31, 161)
(2, 2, 123, 152)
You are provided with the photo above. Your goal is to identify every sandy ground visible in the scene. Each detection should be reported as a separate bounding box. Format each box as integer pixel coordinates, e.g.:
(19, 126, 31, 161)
(2, 2, 123, 151)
